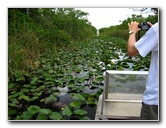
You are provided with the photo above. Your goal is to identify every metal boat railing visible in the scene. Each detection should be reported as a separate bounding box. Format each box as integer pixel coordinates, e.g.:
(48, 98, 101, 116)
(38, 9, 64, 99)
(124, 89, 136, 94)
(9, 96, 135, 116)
(99, 70, 148, 120)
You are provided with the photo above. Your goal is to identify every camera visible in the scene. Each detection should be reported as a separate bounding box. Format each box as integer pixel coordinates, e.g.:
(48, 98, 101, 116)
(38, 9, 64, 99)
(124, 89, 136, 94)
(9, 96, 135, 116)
(138, 22, 151, 30)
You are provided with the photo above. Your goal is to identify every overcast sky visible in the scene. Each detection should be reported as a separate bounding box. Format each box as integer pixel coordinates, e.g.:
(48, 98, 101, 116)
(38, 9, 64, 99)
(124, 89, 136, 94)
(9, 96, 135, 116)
(75, 8, 154, 29)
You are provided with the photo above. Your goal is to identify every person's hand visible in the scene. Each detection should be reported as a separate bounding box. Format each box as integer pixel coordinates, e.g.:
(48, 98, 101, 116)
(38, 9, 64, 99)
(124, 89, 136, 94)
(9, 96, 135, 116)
(147, 22, 153, 27)
(128, 21, 141, 34)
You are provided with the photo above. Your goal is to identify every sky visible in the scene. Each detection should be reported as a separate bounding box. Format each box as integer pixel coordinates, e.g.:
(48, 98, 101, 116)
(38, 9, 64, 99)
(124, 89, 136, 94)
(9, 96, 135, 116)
(75, 8, 154, 29)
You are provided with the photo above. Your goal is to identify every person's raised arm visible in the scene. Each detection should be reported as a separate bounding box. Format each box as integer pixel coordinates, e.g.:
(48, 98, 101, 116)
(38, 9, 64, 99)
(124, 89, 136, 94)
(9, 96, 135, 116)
(127, 21, 140, 57)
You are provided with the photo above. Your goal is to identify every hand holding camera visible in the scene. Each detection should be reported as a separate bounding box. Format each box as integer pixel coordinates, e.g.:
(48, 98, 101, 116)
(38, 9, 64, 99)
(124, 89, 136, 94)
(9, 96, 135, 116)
(128, 21, 140, 34)
(128, 21, 153, 40)
(128, 21, 153, 35)
(138, 22, 152, 30)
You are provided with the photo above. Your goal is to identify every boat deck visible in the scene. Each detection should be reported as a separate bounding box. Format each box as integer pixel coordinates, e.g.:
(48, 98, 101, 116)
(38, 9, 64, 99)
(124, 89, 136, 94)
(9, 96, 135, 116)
(95, 93, 143, 120)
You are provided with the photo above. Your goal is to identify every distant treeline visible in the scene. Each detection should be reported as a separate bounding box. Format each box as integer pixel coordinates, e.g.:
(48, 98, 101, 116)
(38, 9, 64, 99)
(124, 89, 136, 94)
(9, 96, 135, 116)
(98, 13, 158, 40)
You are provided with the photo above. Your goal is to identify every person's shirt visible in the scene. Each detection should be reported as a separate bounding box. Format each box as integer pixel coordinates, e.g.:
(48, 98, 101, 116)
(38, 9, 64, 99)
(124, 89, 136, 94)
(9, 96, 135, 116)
(135, 22, 159, 105)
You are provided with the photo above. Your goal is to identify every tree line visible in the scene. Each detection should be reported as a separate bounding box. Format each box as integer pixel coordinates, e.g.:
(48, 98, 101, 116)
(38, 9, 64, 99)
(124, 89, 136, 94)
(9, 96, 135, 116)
(8, 8, 97, 46)
(98, 10, 158, 40)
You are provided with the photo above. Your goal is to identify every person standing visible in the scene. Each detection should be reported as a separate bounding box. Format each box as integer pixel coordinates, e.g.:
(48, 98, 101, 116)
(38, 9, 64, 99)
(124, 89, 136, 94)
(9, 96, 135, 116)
(127, 21, 159, 120)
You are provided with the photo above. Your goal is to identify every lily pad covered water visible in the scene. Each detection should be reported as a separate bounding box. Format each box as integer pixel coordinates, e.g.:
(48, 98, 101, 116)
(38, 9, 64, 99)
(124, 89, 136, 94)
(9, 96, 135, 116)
(8, 38, 150, 120)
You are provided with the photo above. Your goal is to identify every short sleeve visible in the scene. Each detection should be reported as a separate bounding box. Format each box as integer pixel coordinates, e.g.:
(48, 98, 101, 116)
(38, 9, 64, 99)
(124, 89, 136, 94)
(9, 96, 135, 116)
(135, 22, 159, 57)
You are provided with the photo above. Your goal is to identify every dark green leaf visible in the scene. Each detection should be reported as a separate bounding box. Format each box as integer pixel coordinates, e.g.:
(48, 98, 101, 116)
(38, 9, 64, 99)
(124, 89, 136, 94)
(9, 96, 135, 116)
(77, 86, 85, 91)
(73, 109, 87, 115)
(21, 111, 33, 120)
(30, 77, 38, 85)
(10, 98, 19, 104)
(39, 109, 52, 115)
(30, 88, 36, 92)
(67, 84, 75, 89)
(86, 100, 95, 105)
(19, 95, 29, 101)
(8, 92, 23, 99)
(96, 75, 104, 81)
(27, 105, 41, 115)
(8, 103, 18, 107)
(37, 113, 47, 120)
(69, 101, 82, 109)
(62, 105, 72, 116)
(8, 83, 15, 88)
(8, 109, 17, 115)
(16, 77, 25, 82)
(78, 115, 91, 120)
(49, 112, 63, 120)
(28, 96, 38, 101)
(21, 88, 29, 93)
(36, 86, 45, 91)
(44, 94, 57, 104)
(72, 93, 86, 101)
(15, 115, 22, 120)
(23, 84, 31, 88)
(34, 92, 42, 97)
(49, 69, 54, 74)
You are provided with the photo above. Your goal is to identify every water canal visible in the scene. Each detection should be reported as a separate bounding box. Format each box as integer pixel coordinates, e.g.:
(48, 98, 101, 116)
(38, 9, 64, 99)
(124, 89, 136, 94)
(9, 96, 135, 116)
(8, 39, 150, 120)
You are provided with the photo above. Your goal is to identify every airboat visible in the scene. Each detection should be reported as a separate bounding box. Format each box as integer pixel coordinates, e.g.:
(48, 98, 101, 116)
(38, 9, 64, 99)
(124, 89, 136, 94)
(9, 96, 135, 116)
(95, 70, 148, 120)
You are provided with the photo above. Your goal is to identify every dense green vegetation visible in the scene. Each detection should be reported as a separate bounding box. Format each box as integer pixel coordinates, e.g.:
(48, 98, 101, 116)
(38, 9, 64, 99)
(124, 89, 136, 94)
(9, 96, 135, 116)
(99, 14, 158, 40)
(8, 8, 158, 120)
(8, 8, 97, 78)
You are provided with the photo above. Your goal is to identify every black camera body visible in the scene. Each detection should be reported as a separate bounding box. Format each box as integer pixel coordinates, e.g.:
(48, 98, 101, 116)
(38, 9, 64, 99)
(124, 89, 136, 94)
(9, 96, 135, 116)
(138, 22, 151, 30)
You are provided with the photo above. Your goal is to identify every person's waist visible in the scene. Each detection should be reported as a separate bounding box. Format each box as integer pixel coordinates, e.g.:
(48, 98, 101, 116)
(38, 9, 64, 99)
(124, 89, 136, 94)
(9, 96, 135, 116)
(142, 102, 158, 107)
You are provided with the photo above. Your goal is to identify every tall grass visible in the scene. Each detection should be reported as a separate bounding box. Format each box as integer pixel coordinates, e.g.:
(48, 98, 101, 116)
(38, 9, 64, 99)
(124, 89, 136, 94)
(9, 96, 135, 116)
(8, 28, 57, 79)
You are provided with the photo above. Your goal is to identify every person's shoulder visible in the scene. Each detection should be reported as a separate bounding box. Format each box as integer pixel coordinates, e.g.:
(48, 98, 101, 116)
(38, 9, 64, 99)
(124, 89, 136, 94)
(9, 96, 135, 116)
(152, 22, 158, 33)
(153, 22, 158, 28)
(154, 22, 158, 26)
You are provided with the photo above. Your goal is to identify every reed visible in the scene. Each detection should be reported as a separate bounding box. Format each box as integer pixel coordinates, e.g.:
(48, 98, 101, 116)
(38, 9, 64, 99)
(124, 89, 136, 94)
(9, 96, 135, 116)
(8, 28, 58, 79)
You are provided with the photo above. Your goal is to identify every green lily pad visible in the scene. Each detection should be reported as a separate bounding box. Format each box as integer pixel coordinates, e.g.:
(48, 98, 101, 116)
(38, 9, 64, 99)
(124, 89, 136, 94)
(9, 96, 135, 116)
(8, 83, 15, 88)
(27, 105, 41, 115)
(95, 75, 104, 81)
(23, 84, 31, 88)
(8, 109, 18, 116)
(72, 93, 86, 101)
(44, 94, 57, 104)
(21, 88, 29, 93)
(78, 115, 91, 120)
(39, 109, 52, 115)
(28, 96, 38, 101)
(49, 112, 63, 120)
(69, 101, 82, 109)
(87, 100, 95, 105)
(73, 109, 87, 115)
(62, 105, 72, 116)
(37, 113, 47, 120)
(21, 111, 33, 120)
(67, 84, 75, 89)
